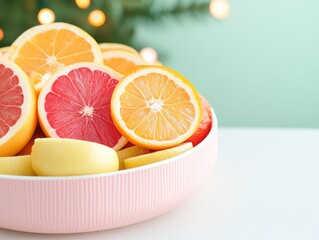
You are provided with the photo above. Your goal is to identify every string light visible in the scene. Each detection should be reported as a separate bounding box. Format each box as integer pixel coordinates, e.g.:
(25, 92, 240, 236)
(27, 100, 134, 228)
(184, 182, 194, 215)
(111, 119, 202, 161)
(75, 0, 90, 9)
(140, 47, 158, 64)
(210, 0, 230, 20)
(38, 8, 55, 24)
(0, 29, 3, 41)
(88, 10, 106, 27)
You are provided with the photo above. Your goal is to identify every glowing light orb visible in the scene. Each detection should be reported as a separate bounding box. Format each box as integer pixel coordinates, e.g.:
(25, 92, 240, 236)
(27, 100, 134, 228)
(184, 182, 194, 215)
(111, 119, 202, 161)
(38, 8, 55, 24)
(88, 10, 106, 27)
(75, 0, 90, 9)
(140, 47, 158, 64)
(210, 0, 230, 20)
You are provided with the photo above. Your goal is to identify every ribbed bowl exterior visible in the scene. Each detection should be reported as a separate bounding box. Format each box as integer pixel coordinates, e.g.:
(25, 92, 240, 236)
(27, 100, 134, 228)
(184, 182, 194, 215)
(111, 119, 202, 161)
(0, 118, 218, 234)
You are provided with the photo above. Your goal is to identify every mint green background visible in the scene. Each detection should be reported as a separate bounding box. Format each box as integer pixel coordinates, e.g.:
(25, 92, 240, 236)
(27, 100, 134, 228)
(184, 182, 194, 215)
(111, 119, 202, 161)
(135, 0, 319, 128)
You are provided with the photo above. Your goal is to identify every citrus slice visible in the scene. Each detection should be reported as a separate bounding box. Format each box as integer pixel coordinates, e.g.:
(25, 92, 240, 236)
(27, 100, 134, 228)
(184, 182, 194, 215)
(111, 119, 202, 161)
(185, 95, 213, 146)
(7, 22, 103, 93)
(0, 155, 36, 176)
(37, 62, 127, 150)
(111, 65, 202, 150)
(102, 49, 145, 75)
(31, 138, 119, 176)
(124, 142, 193, 169)
(0, 59, 37, 156)
(117, 145, 150, 170)
(99, 43, 139, 55)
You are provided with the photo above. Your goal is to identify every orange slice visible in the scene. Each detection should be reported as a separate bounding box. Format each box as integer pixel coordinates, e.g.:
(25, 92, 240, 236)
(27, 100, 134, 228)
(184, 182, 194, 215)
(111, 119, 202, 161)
(99, 43, 139, 55)
(0, 59, 37, 156)
(111, 65, 202, 150)
(102, 49, 145, 75)
(7, 22, 103, 93)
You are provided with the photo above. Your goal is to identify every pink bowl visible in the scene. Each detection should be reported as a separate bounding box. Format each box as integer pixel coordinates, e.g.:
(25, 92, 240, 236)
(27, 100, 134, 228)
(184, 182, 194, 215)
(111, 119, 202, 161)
(0, 111, 218, 234)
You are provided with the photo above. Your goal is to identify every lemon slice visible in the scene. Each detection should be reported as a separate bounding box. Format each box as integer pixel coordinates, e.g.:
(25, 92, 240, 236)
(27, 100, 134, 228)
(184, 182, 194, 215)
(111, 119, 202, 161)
(31, 138, 119, 176)
(0, 155, 36, 176)
(117, 146, 150, 170)
(124, 142, 193, 169)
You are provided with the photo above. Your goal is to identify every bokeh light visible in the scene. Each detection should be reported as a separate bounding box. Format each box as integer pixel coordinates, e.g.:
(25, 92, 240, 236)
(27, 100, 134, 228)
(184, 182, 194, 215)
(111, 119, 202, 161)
(75, 0, 90, 9)
(140, 47, 158, 64)
(0, 29, 3, 41)
(210, 0, 230, 20)
(88, 10, 106, 27)
(38, 8, 55, 24)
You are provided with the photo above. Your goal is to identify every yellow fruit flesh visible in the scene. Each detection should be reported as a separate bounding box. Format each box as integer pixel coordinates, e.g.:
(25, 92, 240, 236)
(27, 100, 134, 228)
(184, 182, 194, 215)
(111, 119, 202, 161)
(117, 146, 150, 170)
(124, 142, 193, 169)
(0, 155, 36, 176)
(31, 138, 119, 176)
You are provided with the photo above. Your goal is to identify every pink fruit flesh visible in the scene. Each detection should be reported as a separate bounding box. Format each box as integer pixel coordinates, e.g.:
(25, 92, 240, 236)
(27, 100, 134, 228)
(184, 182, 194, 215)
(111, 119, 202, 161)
(44, 67, 122, 147)
(0, 64, 23, 138)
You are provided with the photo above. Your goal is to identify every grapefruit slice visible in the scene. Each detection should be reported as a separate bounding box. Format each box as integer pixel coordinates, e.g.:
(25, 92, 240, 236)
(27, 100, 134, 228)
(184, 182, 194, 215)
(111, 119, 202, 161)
(0, 59, 37, 156)
(7, 22, 103, 94)
(37, 62, 127, 150)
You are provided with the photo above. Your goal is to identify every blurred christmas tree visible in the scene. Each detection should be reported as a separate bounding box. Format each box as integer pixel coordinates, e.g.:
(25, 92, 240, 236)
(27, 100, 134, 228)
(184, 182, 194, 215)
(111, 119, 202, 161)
(0, 0, 211, 52)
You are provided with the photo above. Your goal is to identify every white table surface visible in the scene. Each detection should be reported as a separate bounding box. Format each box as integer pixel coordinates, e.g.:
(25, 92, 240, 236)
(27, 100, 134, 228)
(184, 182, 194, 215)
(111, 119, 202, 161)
(1, 128, 319, 239)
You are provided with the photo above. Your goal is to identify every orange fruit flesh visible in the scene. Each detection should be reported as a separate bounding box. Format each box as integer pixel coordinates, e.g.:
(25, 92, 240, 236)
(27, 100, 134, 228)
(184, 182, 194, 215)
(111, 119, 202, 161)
(103, 58, 137, 75)
(120, 73, 196, 140)
(14, 29, 96, 87)
(111, 66, 202, 150)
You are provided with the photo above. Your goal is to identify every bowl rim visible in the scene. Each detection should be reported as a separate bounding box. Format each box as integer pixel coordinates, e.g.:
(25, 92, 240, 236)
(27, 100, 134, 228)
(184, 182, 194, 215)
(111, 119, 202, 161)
(0, 109, 218, 181)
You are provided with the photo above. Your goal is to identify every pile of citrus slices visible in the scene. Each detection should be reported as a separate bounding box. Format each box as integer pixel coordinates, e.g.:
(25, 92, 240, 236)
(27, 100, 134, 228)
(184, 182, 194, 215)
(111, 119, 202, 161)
(0, 23, 213, 176)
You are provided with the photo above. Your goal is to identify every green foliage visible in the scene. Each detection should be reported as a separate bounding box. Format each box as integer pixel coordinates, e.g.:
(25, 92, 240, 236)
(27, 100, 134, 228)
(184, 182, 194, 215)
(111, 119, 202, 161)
(0, 0, 210, 50)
